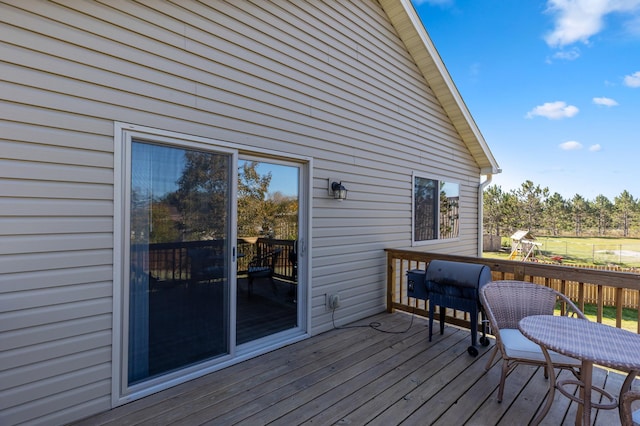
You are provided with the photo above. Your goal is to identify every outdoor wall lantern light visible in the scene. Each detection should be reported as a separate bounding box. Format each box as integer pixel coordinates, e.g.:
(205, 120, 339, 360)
(330, 180, 348, 201)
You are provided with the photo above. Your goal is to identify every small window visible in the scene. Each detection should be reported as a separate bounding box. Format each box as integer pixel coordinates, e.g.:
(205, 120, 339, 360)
(413, 174, 459, 244)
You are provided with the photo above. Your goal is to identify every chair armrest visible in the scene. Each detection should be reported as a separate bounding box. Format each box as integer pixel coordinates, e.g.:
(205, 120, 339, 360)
(622, 390, 640, 426)
(556, 292, 588, 320)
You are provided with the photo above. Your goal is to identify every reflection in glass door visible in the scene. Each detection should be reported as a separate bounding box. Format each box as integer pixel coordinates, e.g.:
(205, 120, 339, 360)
(236, 160, 299, 345)
(127, 141, 232, 385)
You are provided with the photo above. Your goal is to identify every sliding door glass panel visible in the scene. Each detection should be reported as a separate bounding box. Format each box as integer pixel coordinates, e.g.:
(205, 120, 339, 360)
(128, 141, 231, 385)
(236, 160, 299, 345)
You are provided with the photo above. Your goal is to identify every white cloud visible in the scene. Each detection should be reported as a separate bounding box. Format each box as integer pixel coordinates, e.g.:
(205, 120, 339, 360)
(526, 101, 580, 119)
(552, 47, 581, 60)
(625, 15, 640, 35)
(544, 0, 640, 47)
(624, 71, 640, 87)
(560, 141, 583, 150)
(589, 144, 602, 151)
(593, 96, 618, 106)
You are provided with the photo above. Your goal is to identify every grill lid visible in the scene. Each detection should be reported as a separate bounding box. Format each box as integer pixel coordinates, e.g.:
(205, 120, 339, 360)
(425, 260, 491, 289)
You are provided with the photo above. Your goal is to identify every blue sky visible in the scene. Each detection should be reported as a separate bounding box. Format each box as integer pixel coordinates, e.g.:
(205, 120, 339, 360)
(412, 0, 640, 201)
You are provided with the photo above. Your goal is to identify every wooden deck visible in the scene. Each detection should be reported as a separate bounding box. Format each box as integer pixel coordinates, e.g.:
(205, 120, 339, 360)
(74, 312, 635, 425)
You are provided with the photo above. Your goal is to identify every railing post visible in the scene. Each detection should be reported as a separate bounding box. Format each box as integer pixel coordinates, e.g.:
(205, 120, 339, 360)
(514, 265, 525, 281)
(386, 252, 394, 313)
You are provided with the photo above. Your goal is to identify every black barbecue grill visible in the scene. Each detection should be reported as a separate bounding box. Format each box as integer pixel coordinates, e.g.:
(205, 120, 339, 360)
(407, 260, 492, 356)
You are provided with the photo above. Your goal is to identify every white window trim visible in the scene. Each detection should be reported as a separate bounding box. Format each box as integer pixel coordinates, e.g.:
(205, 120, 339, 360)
(411, 171, 461, 247)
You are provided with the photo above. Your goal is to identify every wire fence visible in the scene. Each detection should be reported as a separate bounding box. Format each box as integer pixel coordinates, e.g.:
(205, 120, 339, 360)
(537, 240, 640, 267)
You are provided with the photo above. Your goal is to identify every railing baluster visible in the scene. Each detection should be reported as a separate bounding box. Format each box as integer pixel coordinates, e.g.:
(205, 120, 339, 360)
(560, 280, 567, 316)
(616, 287, 623, 328)
(637, 293, 640, 333)
(578, 282, 585, 315)
(597, 285, 604, 323)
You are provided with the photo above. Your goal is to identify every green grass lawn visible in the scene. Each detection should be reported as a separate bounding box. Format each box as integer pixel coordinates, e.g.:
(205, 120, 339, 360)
(579, 304, 639, 332)
(485, 235, 640, 268)
(553, 305, 637, 332)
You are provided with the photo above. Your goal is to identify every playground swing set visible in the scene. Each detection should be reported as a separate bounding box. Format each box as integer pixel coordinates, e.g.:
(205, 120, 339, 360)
(508, 230, 542, 262)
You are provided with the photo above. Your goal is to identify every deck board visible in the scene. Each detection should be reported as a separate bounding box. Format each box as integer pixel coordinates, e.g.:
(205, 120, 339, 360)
(73, 312, 636, 426)
(317, 334, 468, 424)
(264, 321, 432, 425)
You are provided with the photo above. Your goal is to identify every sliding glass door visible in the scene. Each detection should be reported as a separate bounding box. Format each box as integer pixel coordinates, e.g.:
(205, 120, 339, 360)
(127, 141, 233, 385)
(118, 129, 307, 398)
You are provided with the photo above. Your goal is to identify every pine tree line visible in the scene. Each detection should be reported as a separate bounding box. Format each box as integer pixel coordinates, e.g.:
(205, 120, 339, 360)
(483, 180, 640, 238)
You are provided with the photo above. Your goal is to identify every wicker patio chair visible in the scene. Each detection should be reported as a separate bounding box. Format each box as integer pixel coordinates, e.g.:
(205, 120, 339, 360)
(622, 389, 640, 426)
(480, 280, 587, 403)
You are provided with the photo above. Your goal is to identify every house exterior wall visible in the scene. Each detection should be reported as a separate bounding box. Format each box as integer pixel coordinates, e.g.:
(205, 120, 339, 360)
(0, 1, 484, 424)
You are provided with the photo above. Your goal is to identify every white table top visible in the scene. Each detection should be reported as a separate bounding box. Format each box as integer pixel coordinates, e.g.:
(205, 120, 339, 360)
(519, 315, 640, 372)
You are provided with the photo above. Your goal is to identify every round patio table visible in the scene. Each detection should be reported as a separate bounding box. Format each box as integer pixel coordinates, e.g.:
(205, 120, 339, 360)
(519, 315, 640, 426)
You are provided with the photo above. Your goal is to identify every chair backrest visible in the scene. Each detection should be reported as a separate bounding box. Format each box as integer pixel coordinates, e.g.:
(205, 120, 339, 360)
(269, 248, 282, 269)
(250, 247, 282, 269)
(480, 280, 565, 330)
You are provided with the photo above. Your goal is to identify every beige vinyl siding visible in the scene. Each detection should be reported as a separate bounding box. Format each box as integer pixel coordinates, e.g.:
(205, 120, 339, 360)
(1, 1, 487, 423)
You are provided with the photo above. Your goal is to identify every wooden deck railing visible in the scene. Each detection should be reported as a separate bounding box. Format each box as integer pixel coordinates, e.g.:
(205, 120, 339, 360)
(238, 238, 296, 282)
(140, 238, 297, 284)
(385, 249, 640, 333)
